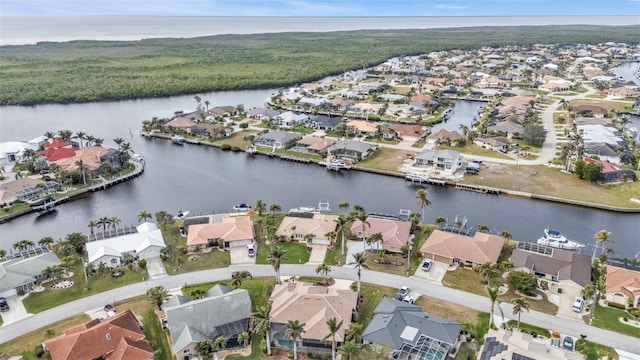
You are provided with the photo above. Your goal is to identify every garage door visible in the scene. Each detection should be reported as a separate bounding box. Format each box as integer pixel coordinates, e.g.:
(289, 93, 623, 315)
(0, 288, 18, 298)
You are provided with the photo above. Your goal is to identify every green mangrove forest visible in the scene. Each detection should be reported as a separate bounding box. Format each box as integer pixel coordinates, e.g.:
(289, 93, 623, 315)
(0, 25, 638, 106)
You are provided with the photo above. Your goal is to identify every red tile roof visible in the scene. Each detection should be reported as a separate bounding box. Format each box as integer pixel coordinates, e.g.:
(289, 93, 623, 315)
(43, 310, 153, 360)
(38, 147, 78, 161)
(43, 139, 72, 149)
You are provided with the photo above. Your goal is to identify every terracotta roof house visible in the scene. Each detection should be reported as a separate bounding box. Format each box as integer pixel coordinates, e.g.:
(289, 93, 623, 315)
(269, 282, 358, 355)
(53, 146, 109, 174)
(413, 149, 464, 175)
(38, 147, 78, 162)
(86, 222, 166, 268)
(164, 285, 251, 357)
(294, 137, 337, 154)
(0, 251, 60, 298)
(43, 310, 153, 360)
(326, 140, 377, 161)
(426, 128, 464, 148)
(419, 230, 504, 266)
(186, 214, 254, 251)
(387, 124, 429, 142)
(345, 120, 379, 136)
(275, 213, 339, 245)
(349, 216, 412, 253)
(362, 297, 461, 360)
(609, 87, 640, 98)
(42, 139, 72, 150)
(163, 117, 198, 130)
(509, 242, 592, 289)
(605, 265, 640, 308)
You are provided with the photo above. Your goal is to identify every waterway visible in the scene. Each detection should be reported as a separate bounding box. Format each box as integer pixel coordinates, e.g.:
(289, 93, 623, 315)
(1, 92, 638, 257)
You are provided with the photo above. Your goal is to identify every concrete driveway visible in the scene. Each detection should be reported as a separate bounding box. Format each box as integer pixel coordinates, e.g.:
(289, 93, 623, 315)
(554, 284, 585, 320)
(411, 260, 448, 283)
(308, 245, 328, 264)
(230, 246, 256, 265)
(145, 257, 167, 280)
(0, 294, 31, 326)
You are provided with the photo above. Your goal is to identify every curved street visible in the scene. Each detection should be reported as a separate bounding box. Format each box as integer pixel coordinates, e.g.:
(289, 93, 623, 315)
(2, 264, 639, 354)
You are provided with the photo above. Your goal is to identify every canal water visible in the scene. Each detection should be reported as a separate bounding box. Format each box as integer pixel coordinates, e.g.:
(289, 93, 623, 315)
(0, 90, 638, 257)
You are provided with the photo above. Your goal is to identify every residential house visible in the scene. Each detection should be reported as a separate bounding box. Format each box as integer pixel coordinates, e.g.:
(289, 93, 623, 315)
(578, 125, 626, 164)
(362, 297, 461, 360)
(425, 129, 464, 148)
(37, 139, 77, 162)
(54, 146, 110, 175)
(510, 242, 592, 290)
(413, 149, 464, 175)
(191, 123, 233, 138)
(43, 310, 153, 360)
(328, 97, 353, 111)
(86, 222, 166, 268)
(273, 111, 309, 129)
(487, 121, 524, 138)
(350, 103, 383, 114)
(0, 141, 37, 168)
(349, 216, 411, 253)
(0, 251, 60, 298)
(326, 140, 377, 161)
(308, 115, 342, 132)
(275, 213, 339, 245)
(247, 107, 281, 121)
(477, 76, 507, 88)
(605, 265, 640, 308)
(253, 131, 302, 149)
(163, 117, 198, 131)
(164, 285, 251, 358)
(608, 86, 640, 98)
(479, 328, 584, 360)
(0, 178, 59, 204)
(209, 106, 237, 118)
(269, 282, 358, 355)
(387, 124, 429, 142)
(298, 97, 328, 108)
(539, 82, 571, 92)
(345, 120, 379, 137)
(419, 230, 504, 267)
(294, 137, 337, 154)
(474, 136, 510, 152)
(186, 214, 254, 251)
(572, 105, 608, 118)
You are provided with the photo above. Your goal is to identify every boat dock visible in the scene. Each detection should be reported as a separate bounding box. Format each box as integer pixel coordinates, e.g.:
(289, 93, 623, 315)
(279, 155, 312, 164)
(404, 173, 446, 186)
(326, 162, 352, 171)
(454, 183, 500, 194)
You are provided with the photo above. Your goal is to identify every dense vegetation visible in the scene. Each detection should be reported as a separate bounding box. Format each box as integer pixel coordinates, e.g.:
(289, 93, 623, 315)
(1, 25, 638, 105)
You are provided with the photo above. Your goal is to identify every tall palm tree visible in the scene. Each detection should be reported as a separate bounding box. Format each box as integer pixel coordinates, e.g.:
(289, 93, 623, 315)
(324, 317, 344, 360)
(479, 262, 502, 285)
(335, 214, 353, 256)
(325, 231, 338, 249)
(315, 263, 332, 284)
(251, 304, 272, 355)
(97, 217, 111, 231)
(109, 216, 121, 230)
(487, 286, 503, 330)
(253, 199, 266, 216)
(146, 286, 170, 311)
(345, 322, 363, 343)
(284, 319, 305, 360)
(85, 134, 96, 147)
(593, 229, 613, 259)
(476, 224, 490, 233)
(38, 236, 54, 249)
(196, 338, 213, 359)
(366, 232, 383, 252)
(511, 297, 530, 330)
(237, 332, 250, 348)
(267, 245, 288, 284)
(338, 340, 358, 360)
(74, 131, 86, 148)
(270, 204, 281, 213)
(581, 283, 596, 304)
(351, 252, 369, 295)
(499, 230, 512, 242)
(75, 159, 88, 184)
(231, 270, 253, 288)
(137, 210, 153, 223)
(212, 336, 227, 360)
(353, 211, 369, 243)
(338, 202, 350, 213)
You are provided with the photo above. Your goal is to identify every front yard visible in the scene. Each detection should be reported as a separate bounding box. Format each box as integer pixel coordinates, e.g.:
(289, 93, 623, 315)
(161, 222, 231, 275)
(590, 303, 640, 338)
(255, 241, 310, 265)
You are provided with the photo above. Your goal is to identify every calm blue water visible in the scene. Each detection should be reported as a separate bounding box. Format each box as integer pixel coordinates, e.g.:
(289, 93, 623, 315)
(1, 15, 637, 45)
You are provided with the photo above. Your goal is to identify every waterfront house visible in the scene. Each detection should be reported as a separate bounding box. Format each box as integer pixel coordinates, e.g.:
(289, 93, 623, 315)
(191, 123, 233, 139)
(413, 149, 464, 175)
(387, 124, 429, 142)
(0, 178, 59, 204)
(273, 111, 309, 129)
(186, 214, 254, 251)
(419, 230, 504, 267)
(349, 216, 412, 253)
(609, 86, 640, 98)
(269, 281, 358, 356)
(86, 222, 166, 268)
(425, 129, 464, 148)
(473, 136, 510, 153)
(345, 120, 379, 137)
(275, 213, 339, 245)
(209, 106, 238, 118)
(510, 242, 592, 289)
(0, 251, 60, 298)
(308, 115, 342, 132)
(164, 285, 251, 358)
(253, 131, 302, 149)
(605, 265, 640, 309)
(0, 141, 37, 168)
(54, 146, 110, 176)
(362, 297, 461, 360)
(43, 310, 153, 360)
(163, 116, 197, 130)
(294, 137, 337, 154)
(487, 121, 523, 138)
(247, 107, 281, 121)
(326, 140, 377, 161)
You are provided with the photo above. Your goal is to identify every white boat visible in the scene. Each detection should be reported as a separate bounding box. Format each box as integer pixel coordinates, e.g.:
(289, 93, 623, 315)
(233, 203, 252, 212)
(171, 135, 185, 145)
(173, 210, 189, 220)
(288, 206, 318, 214)
(536, 229, 585, 250)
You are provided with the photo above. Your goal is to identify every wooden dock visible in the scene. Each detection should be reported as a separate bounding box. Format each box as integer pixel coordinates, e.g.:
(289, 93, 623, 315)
(454, 183, 500, 194)
(280, 155, 311, 164)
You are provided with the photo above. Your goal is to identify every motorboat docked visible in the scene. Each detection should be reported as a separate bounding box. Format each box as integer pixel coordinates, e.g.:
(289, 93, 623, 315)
(233, 203, 252, 212)
(173, 210, 189, 220)
(30, 196, 56, 212)
(171, 135, 185, 145)
(536, 229, 585, 250)
(288, 206, 319, 215)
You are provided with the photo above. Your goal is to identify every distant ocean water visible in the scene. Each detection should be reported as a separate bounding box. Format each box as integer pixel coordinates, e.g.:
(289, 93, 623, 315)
(1, 15, 638, 45)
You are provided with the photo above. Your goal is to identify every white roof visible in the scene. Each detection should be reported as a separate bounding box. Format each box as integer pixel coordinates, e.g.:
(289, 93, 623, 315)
(0, 141, 36, 159)
(87, 224, 165, 264)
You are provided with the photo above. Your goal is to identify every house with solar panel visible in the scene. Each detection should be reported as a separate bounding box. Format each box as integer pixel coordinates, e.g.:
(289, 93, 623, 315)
(164, 284, 251, 359)
(362, 297, 461, 360)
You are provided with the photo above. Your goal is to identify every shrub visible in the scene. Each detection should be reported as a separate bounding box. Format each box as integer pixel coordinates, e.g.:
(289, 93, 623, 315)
(127, 263, 134, 271)
(34, 344, 45, 357)
(557, 288, 563, 294)
(628, 308, 640, 318)
(623, 317, 628, 322)
(231, 146, 241, 152)
(239, 122, 249, 129)
(137, 259, 147, 269)
(17, 289, 25, 296)
(508, 271, 538, 296)
(220, 144, 231, 150)
(607, 301, 626, 310)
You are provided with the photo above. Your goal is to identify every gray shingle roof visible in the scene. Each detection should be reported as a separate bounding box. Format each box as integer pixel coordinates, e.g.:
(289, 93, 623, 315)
(0, 252, 61, 292)
(327, 140, 376, 154)
(510, 248, 592, 287)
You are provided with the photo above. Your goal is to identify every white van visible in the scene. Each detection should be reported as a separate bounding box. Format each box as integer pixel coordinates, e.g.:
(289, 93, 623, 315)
(572, 297, 584, 313)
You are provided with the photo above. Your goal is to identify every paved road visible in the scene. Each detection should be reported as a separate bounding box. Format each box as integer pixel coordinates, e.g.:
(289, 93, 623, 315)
(2, 264, 639, 354)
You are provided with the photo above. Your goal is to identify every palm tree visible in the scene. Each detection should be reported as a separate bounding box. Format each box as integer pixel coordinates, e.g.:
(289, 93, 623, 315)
(338, 340, 358, 360)
(316, 263, 332, 284)
(593, 229, 613, 259)
(353, 211, 369, 243)
(58, 129, 73, 142)
(269, 204, 281, 213)
(212, 336, 227, 359)
(345, 322, 363, 343)
(196, 339, 213, 359)
(415, 189, 431, 222)
(75, 159, 88, 185)
(351, 252, 369, 295)
(251, 304, 272, 355)
(253, 199, 266, 216)
(335, 214, 353, 256)
(325, 231, 338, 249)
(38, 236, 54, 249)
(231, 270, 253, 288)
(137, 210, 153, 223)
(499, 230, 512, 241)
(479, 262, 502, 285)
(324, 317, 344, 360)
(74, 131, 86, 148)
(339, 202, 350, 213)
(581, 283, 596, 303)
(85, 134, 96, 147)
(267, 245, 288, 284)
(284, 319, 305, 360)
(97, 217, 111, 231)
(487, 286, 503, 330)
(109, 216, 121, 230)
(238, 331, 251, 348)
(511, 297, 530, 330)
(0, 250, 6, 260)
(476, 224, 490, 233)
(113, 137, 125, 149)
(146, 286, 170, 311)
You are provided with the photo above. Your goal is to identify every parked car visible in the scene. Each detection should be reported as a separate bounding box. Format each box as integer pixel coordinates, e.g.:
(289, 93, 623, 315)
(402, 296, 415, 304)
(551, 330, 561, 347)
(394, 286, 410, 300)
(422, 259, 432, 272)
(104, 304, 116, 316)
(572, 297, 584, 313)
(0, 297, 9, 312)
(247, 243, 256, 257)
(563, 336, 574, 350)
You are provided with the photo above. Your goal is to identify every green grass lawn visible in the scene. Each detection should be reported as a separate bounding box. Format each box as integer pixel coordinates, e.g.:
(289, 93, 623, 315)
(23, 265, 146, 313)
(575, 339, 619, 360)
(442, 268, 488, 297)
(324, 236, 347, 266)
(255, 242, 310, 265)
(182, 278, 276, 309)
(358, 284, 397, 328)
(142, 307, 172, 360)
(506, 320, 550, 338)
(161, 223, 231, 275)
(590, 303, 640, 338)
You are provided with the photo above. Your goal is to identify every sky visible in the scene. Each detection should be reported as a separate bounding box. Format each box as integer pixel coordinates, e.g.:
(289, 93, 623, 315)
(2, 0, 639, 16)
